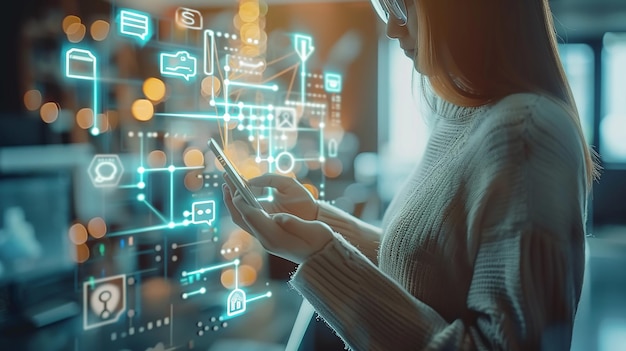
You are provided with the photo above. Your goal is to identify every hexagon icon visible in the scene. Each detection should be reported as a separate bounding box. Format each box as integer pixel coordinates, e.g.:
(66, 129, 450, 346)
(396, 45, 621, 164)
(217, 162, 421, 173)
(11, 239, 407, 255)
(88, 154, 124, 188)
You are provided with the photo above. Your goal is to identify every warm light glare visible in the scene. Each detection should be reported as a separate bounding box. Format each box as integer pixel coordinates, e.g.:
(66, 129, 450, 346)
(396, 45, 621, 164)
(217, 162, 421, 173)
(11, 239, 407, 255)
(24, 90, 42, 111)
(90, 20, 110, 41)
(67, 23, 86, 43)
(39, 102, 59, 123)
(239, 2, 260, 23)
(62, 15, 81, 33)
(132, 99, 154, 121)
(147, 150, 167, 168)
(87, 217, 107, 239)
(201, 76, 221, 97)
(143, 77, 166, 102)
(183, 171, 203, 191)
(183, 148, 205, 167)
(238, 265, 257, 286)
(220, 269, 236, 289)
(73, 244, 90, 263)
(68, 223, 88, 245)
(76, 108, 94, 129)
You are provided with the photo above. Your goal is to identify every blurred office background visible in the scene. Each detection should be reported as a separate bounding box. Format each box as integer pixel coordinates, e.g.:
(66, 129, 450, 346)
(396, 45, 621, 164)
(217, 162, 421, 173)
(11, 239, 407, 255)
(1, 0, 626, 350)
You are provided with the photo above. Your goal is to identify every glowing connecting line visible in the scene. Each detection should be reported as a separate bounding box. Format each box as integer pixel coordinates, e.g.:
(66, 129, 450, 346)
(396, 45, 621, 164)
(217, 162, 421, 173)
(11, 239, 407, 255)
(181, 259, 257, 317)
(294, 34, 315, 107)
(65, 48, 100, 136)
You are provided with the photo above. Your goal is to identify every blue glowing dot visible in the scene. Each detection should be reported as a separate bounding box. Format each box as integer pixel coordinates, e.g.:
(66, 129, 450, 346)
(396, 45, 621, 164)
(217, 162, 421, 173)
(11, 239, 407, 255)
(168, 165, 176, 172)
(137, 182, 146, 189)
(137, 194, 146, 201)
(137, 167, 145, 174)
(168, 222, 175, 229)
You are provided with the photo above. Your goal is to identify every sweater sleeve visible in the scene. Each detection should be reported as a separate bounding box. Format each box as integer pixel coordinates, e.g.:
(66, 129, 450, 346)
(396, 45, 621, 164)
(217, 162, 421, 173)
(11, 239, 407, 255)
(316, 200, 383, 264)
(290, 95, 588, 351)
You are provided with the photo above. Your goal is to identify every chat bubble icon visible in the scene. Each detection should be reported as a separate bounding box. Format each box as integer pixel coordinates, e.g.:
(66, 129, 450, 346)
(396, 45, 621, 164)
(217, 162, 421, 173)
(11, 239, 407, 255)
(88, 154, 124, 188)
(119, 9, 152, 43)
(191, 200, 216, 226)
(160, 51, 197, 81)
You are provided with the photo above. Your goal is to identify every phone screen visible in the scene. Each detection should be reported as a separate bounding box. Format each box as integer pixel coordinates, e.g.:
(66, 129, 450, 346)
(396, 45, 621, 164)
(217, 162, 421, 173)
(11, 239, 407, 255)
(208, 138, 263, 209)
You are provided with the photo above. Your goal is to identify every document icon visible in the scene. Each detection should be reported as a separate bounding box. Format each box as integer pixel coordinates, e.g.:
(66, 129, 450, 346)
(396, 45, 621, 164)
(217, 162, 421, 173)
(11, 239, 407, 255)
(65, 48, 97, 80)
(275, 107, 297, 131)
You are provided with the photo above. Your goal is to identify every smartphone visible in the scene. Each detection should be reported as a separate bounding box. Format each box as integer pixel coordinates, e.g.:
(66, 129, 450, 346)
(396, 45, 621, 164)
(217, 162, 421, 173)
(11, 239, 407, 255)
(208, 138, 263, 210)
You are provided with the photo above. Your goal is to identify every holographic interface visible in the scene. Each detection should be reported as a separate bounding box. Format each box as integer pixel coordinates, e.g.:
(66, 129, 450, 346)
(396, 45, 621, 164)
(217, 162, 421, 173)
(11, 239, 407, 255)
(35, 2, 348, 350)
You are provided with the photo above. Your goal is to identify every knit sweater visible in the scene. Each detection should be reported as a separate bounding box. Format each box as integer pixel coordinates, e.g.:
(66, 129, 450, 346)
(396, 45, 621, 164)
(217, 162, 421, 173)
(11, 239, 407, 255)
(290, 90, 588, 350)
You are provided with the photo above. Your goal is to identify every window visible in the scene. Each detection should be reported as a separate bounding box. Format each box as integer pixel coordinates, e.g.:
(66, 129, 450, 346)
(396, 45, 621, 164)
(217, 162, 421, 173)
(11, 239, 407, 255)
(600, 32, 626, 165)
(559, 43, 595, 145)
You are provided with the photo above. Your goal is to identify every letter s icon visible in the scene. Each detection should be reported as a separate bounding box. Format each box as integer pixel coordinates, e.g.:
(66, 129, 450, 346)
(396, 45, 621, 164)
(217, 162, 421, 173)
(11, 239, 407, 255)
(176, 7, 203, 30)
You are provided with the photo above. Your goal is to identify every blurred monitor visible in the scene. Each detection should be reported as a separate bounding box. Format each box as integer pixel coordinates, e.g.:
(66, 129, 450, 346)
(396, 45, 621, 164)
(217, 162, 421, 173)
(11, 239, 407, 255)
(0, 172, 73, 284)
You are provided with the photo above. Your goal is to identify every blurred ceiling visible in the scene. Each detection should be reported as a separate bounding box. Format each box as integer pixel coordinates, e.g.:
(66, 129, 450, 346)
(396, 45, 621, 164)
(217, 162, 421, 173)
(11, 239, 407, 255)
(108, 0, 626, 40)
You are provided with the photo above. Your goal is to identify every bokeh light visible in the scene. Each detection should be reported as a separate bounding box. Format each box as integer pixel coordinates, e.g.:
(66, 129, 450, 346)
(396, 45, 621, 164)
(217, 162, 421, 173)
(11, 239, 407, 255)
(183, 171, 203, 191)
(87, 217, 107, 239)
(24, 89, 42, 111)
(76, 108, 94, 129)
(132, 99, 154, 121)
(147, 150, 167, 168)
(143, 77, 166, 102)
(201, 76, 221, 97)
(40, 102, 59, 124)
(67, 22, 86, 43)
(183, 148, 205, 167)
(62, 15, 81, 33)
(90, 20, 110, 41)
(68, 223, 88, 245)
(73, 244, 90, 263)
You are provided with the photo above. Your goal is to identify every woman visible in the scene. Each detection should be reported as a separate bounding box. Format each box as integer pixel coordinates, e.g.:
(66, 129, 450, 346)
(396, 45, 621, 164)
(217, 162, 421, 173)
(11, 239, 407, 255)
(222, 0, 598, 349)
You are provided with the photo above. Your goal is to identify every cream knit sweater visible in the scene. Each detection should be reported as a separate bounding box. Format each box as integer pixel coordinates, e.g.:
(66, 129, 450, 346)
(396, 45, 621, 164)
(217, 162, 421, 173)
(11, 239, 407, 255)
(290, 90, 588, 350)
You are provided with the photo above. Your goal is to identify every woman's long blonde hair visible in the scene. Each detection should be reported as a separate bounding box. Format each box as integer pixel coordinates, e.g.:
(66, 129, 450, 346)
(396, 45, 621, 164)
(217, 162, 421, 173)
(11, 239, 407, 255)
(414, 0, 599, 187)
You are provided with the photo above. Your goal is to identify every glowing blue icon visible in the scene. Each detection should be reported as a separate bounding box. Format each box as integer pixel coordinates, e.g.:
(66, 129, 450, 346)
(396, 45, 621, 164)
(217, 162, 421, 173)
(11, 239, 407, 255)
(83, 274, 126, 330)
(324, 73, 342, 93)
(119, 9, 152, 43)
(294, 34, 315, 62)
(275, 107, 297, 131)
(328, 139, 338, 157)
(160, 51, 197, 81)
(204, 30, 215, 75)
(87, 154, 124, 188)
(176, 7, 203, 30)
(191, 200, 216, 226)
(65, 48, 96, 80)
(227, 288, 246, 317)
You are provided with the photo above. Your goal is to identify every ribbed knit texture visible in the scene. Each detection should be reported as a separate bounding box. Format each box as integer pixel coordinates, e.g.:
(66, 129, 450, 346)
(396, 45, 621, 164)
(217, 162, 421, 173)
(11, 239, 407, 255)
(290, 91, 588, 351)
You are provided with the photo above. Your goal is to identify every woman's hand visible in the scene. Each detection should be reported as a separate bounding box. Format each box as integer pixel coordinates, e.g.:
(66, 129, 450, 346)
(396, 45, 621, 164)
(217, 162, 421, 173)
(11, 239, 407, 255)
(223, 185, 334, 264)
(222, 173, 319, 233)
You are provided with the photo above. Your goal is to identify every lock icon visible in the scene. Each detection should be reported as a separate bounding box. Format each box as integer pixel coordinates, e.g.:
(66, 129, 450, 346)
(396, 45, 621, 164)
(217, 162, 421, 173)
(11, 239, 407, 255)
(227, 288, 246, 317)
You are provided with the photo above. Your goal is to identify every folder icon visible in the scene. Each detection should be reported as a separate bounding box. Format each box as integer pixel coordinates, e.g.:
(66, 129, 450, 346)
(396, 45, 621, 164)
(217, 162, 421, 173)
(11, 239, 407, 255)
(65, 48, 96, 80)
